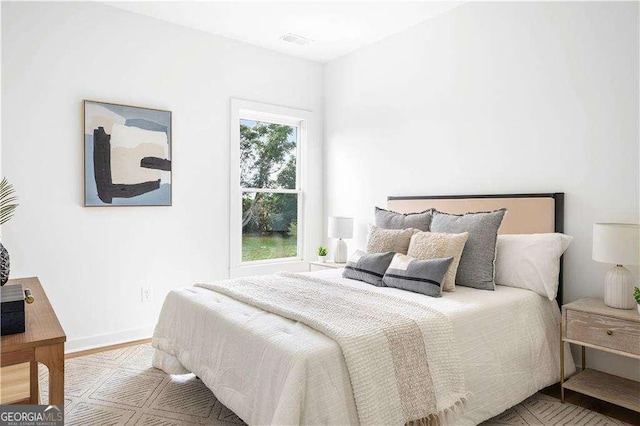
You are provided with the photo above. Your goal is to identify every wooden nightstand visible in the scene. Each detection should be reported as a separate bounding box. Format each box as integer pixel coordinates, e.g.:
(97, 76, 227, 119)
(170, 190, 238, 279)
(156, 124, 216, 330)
(561, 297, 640, 412)
(308, 261, 346, 272)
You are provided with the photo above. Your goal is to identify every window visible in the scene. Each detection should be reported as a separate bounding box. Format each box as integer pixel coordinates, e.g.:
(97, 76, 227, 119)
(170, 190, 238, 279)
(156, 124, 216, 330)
(230, 100, 309, 270)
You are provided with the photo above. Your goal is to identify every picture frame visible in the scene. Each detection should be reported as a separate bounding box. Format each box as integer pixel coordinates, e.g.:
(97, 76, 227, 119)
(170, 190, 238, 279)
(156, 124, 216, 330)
(83, 100, 172, 206)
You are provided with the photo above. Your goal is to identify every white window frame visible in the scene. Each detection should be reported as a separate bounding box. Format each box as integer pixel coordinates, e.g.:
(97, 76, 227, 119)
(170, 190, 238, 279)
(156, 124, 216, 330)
(229, 99, 310, 274)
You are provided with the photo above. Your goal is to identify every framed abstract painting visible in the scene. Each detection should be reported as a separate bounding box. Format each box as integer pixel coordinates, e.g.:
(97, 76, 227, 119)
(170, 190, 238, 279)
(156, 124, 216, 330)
(84, 100, 172, 206)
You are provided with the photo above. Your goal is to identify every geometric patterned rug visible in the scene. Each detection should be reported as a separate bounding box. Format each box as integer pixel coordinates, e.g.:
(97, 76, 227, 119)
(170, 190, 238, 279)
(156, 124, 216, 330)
(39, 344, 244, 425)
(482, 393, 630, 426)
(39, 343, 629, 426)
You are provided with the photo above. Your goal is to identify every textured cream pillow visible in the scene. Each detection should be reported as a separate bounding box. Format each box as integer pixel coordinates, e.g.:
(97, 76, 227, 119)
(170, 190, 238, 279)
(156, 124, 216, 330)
(407, 231, 469, 292)
(366, 226, 417, 254)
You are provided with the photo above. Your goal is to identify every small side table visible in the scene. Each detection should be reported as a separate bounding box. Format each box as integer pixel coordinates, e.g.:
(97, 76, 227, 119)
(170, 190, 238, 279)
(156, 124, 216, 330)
(561, 297, 639, 412)
(308, 261, 346, 272)
(1, 277, 66, 405)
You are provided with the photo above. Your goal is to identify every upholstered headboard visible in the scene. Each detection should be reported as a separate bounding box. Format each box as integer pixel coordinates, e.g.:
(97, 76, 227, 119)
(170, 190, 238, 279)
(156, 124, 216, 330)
(387, 193, 565, 305)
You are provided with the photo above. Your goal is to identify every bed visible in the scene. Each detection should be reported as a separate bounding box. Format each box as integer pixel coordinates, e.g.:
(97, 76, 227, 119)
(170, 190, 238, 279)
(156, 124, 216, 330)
(152, 193, 576, 425)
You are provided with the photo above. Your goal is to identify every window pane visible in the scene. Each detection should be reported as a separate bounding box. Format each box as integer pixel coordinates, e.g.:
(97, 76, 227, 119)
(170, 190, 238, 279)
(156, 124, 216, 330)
(240, 119, 297, 190)
(242, 192, 298, 262)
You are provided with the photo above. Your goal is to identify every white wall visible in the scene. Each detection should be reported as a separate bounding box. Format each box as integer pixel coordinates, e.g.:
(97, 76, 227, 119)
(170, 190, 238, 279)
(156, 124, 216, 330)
(1, 2, 323, 351)
(324, 2, 639, 379)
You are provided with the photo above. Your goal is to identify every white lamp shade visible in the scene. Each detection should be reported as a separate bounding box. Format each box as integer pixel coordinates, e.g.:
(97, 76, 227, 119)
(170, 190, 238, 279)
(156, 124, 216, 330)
(592, 223, 640, 265)
(328, 216, 354, 239)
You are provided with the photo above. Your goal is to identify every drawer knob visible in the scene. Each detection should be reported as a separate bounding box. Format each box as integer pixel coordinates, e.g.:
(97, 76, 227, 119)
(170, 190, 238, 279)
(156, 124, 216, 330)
(606, 330, 613, 336)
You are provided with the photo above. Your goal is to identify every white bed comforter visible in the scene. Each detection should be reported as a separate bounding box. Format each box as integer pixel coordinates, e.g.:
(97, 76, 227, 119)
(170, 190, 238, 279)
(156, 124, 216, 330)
(152, 269, 575, 426)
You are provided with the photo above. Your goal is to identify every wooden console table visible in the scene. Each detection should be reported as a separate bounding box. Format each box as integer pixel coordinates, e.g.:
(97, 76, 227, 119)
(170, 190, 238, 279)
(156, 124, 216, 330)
(1, 277, 66, 405)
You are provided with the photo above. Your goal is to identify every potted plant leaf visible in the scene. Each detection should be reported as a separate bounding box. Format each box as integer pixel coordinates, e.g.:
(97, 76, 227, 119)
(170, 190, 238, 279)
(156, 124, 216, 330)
(317, 246, 328, 263)
(634, 286, 640, 315)
(0, 178, 19, 286)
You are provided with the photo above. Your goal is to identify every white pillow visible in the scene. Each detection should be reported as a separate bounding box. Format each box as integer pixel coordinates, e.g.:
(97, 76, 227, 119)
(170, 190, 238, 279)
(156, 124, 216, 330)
(495, 233, 572, 300)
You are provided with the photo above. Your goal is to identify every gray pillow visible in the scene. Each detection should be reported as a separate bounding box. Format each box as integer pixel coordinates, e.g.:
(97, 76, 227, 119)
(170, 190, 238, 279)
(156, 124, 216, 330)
(375, 207, 432, 231)
(342, 250, 395, 287)
(430, 209, 507, 290)
(382, 254, 453, 297)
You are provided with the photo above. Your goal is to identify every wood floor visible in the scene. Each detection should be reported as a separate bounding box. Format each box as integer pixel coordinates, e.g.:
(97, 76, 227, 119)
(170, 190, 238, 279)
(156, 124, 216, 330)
(1, 340, 637, 425)
(0, 363, 31, 404)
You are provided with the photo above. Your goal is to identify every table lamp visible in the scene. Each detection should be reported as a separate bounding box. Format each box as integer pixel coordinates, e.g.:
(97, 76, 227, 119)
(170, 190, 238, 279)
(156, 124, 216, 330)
(328, 216, 353, 263)
(592, 223, 640, 309)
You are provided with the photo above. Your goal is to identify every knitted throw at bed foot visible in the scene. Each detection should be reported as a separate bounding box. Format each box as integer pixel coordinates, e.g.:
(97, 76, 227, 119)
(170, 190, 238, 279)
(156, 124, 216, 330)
(196, 272, 468, 426)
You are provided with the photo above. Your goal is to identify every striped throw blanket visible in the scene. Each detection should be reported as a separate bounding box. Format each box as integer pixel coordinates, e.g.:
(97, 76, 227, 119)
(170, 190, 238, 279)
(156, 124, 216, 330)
(196, 272, 467, 426)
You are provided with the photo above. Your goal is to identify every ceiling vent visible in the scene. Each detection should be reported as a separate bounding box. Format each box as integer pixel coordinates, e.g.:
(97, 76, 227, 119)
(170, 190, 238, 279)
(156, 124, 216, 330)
(279, 33, 313, 46)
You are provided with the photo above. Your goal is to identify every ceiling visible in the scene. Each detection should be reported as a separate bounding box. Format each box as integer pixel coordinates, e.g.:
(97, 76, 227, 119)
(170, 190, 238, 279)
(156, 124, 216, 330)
(107, 1, 462, 63)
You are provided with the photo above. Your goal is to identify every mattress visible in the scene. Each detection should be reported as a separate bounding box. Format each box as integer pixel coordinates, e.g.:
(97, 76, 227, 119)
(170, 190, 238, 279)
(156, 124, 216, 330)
(152, 268, 575, 425)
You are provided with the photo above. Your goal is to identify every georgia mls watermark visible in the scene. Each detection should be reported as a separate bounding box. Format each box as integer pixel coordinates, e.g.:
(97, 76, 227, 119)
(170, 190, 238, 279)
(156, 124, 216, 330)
(0, 405, 63, 426)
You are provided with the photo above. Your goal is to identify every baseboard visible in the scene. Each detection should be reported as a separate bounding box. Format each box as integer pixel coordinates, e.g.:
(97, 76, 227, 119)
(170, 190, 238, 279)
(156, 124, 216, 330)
(65, 326, 154, 354)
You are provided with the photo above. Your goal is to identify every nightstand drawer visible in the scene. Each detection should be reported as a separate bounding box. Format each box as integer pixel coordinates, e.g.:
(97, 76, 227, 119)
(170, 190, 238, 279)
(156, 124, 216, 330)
(565, 310, 640, 355)
(309, 264, 333, 272)
(308, 262, 346, 272)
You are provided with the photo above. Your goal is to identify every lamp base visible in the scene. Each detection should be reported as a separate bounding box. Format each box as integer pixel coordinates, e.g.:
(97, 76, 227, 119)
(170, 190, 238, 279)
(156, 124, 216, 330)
(334, 239, 348, 263)
(604, 265, 635, 309)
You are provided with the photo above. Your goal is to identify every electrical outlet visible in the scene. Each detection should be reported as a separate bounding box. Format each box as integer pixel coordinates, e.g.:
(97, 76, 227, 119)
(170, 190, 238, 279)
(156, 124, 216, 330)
(141, 286, 152, 303)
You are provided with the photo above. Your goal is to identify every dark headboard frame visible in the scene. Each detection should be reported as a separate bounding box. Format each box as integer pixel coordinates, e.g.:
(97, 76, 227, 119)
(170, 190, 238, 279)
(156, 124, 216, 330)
(387, 193, 565, 307)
